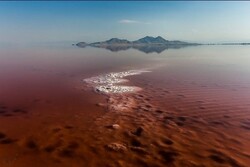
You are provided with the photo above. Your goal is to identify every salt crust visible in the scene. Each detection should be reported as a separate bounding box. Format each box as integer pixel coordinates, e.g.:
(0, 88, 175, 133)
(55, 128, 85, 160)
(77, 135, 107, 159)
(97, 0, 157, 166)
(84, 70, 150, 94)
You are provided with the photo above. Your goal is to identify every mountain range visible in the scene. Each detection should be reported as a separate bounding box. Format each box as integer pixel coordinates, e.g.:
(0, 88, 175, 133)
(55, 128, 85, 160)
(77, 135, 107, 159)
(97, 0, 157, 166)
(75, 36, 201, 53)
(76, 36, 199, 47)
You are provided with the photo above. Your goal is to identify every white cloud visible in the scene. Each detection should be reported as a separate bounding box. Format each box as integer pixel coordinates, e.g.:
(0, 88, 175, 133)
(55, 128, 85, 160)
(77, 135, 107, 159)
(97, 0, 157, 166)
(119, 19, 138, 24)
(118, 19, 151, 24)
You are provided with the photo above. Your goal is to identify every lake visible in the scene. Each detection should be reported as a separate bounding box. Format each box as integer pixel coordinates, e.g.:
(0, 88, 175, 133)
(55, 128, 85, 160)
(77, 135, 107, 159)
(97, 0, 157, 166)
(0, 44, 249, 166)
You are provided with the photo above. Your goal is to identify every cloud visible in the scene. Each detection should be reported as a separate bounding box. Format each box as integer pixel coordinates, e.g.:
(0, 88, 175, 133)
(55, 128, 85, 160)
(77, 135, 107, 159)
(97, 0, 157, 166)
(118, 19, 151, 24)
(119, 19, 139, 24)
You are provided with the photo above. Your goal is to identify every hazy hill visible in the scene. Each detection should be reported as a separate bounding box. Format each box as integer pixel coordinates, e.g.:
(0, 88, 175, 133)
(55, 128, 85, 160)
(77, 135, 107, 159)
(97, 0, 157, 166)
(133, 36, 168, 44)
(76, 36, 198, 47)
(90, 38, 131, 46)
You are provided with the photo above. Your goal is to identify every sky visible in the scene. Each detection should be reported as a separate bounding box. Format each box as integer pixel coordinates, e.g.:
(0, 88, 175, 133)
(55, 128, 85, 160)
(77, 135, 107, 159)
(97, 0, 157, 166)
(0, 1, 250, 44)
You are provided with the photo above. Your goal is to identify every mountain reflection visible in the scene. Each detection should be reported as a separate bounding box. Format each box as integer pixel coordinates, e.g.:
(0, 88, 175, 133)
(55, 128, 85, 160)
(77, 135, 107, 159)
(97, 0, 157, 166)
(78, 45, 191, 54)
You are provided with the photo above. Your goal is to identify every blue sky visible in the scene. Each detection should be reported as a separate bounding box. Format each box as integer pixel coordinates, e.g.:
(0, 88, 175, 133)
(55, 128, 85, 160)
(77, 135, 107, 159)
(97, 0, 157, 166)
(0, 1, 250, 44)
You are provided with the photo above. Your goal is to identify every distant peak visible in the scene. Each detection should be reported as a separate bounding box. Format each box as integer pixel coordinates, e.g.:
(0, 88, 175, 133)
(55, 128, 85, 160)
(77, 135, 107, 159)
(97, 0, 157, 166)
(107, 38, 120, 41)
(134, 36, 168, 44)
(97, 38, 131, 44)
(143, 36, 154, 39)
(156, 36, 164, 39)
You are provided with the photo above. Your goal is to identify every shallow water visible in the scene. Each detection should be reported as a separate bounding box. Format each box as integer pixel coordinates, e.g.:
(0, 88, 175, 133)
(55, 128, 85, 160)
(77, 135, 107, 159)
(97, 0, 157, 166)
(0, 44, 250, 166)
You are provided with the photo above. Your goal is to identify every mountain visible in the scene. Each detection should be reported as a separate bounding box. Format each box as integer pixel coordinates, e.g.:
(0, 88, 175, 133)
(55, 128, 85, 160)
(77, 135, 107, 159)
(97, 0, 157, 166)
(90, 38, 131, 46)
(86, 36, 197, 46)
(133, 36, 168, 44)
(76, 36, 200, 51)
(105, 38, 131, 44)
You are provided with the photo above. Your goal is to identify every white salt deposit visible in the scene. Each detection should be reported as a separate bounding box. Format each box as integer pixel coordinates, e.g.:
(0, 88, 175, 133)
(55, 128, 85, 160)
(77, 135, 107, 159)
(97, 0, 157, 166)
(84, 70, 150, 94)
(96, 85, 141, 94)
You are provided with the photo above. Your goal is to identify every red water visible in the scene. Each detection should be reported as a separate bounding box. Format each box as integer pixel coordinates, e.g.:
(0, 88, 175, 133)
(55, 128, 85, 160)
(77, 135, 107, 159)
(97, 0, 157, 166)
(0, 45, 250, 166)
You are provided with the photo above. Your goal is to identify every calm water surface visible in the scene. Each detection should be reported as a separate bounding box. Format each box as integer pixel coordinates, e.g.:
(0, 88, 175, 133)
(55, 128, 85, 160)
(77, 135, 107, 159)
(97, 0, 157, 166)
(0, 44, 250, 111)
(0, 44, 250, 113)
(0, 44, 250, 166)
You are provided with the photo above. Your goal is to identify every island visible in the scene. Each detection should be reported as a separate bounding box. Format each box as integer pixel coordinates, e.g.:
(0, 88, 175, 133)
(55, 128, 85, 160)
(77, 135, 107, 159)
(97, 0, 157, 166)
(76, 36, 200, 53)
